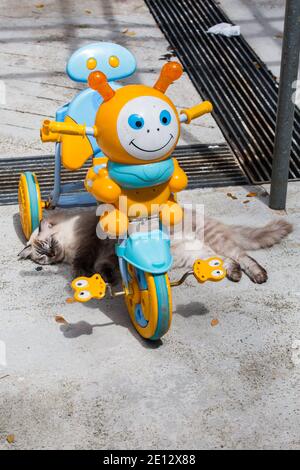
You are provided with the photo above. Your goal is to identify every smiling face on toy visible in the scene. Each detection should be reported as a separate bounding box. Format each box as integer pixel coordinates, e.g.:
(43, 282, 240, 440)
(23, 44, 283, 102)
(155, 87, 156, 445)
(117, 96, 179, 161)
(89, 61, 183, 164)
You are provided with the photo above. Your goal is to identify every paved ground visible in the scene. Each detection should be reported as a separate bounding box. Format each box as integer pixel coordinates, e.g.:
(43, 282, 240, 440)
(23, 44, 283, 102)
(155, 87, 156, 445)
(0, 0, 223, 158)
(0, 183, 299, 450)
(0, 0, 300, 451)
(219, 0, 300, 80)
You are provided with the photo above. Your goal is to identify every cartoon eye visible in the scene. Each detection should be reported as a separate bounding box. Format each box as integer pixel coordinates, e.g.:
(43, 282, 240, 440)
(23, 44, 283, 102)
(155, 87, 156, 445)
(78, 290, 91, 300)
(160, 110, 171, 125)
(75, 279, 88, 288)
(128, 114, 145, 130)
(212, 269, 224, 278)
(209, 259, 221, 267)
(86, 57, 97, 70)
(109, 55, 119, 68)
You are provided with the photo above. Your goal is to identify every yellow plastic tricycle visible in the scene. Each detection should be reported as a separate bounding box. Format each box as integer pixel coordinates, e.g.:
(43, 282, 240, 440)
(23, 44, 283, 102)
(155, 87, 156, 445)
(31, 43, 227, 340)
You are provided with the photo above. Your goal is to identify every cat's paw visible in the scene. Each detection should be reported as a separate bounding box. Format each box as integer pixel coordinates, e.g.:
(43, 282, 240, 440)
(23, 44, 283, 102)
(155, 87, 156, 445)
(250, 267, 268, 284)
(224, 260, 242, 282)
(226, 267, 242, 282)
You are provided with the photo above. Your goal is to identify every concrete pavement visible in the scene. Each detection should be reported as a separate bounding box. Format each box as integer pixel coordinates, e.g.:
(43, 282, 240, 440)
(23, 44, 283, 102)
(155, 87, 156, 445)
(0, 0, 299, 450)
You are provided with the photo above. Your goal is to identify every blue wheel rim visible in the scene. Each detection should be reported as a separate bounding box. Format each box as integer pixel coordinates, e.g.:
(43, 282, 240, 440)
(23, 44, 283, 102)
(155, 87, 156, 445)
(130, 265, 170, 340)
(150, 274, 170, 340)
(24, 172, 40, 233)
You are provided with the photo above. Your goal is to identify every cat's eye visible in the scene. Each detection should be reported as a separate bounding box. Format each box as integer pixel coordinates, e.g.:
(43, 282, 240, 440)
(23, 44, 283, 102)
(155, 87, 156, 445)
(209, 259, 221, 267)
(212, 269, 224, 277)
(75, 279, 88, 288)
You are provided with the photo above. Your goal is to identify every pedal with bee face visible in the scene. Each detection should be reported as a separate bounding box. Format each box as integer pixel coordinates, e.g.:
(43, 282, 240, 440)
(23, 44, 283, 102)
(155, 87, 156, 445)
(193, 257, 226, 283)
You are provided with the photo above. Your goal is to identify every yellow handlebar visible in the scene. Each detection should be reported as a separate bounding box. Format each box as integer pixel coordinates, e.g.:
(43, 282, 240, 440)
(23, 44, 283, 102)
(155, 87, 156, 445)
(40, 120, 98, 143)
(180, 101, 213, 124)
(43, 120, 86, 136)
(41, 120, 85, 143)
(41, 100, 213, 143)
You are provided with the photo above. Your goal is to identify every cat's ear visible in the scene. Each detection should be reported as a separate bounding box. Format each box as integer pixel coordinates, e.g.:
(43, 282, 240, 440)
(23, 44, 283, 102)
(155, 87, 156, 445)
(18, 245, 32, 259)
(38, 219, 53, 235)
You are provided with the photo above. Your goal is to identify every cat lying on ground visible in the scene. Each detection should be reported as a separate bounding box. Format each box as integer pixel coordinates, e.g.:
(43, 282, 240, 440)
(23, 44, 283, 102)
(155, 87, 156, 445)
(18, 209, 292, 285)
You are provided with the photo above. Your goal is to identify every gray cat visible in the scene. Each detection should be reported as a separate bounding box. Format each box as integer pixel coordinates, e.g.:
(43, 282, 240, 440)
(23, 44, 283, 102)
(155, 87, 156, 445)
(18, 211, 119, 284)
(18, 209, 292, 284)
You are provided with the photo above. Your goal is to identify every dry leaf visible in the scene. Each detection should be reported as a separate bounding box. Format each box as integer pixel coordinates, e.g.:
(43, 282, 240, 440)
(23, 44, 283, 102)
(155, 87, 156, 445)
(211, 319, 219, 327)
(6, 434, 15, 444)
(55, 315, 68, 324)
(121, 28, 128, 34)
(227, 192, 237, 200)
(85, 9, 91, 14)
(66, 297, 74, 304)
(243, 200, 250, 204)
(246, 192, 257, 197)
(274, 32, 283, 39)
(35, 3, 44, 7)
(125, 31, 136, 37)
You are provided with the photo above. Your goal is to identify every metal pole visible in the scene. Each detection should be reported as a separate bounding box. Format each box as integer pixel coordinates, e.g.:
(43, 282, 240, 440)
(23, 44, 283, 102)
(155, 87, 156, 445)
(269, 0, 300, 210)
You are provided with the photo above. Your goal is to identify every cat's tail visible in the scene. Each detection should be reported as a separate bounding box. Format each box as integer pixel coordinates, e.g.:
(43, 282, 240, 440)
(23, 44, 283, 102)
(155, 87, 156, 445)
(230, 219, 293, 250)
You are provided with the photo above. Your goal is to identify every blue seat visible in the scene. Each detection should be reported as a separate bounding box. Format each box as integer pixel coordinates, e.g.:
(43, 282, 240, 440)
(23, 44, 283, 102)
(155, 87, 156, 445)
(50, 42, 136, 206)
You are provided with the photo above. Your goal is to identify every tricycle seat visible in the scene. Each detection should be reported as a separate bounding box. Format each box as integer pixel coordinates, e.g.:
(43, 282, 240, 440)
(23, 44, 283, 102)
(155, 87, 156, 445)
(60, 42, 136, 170)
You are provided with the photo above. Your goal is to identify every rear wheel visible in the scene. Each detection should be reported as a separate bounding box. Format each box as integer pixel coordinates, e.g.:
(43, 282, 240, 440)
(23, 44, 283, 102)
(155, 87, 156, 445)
(125, 263, 172, 340)
(18, 172, 43, 240)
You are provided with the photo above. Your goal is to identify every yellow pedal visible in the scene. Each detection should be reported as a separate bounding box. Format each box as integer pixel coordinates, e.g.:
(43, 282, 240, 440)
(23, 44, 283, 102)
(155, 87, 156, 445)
(193, 257, 226, 283)
(71, 273, 106, 302)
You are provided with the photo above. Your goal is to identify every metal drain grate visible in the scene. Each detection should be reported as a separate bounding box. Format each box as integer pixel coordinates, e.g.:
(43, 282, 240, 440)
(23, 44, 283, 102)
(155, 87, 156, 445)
(0, 155, 90, 206)
(145, 0, 300, 184)
(0, 143, 246, 205)
(175, 143, 248, 188)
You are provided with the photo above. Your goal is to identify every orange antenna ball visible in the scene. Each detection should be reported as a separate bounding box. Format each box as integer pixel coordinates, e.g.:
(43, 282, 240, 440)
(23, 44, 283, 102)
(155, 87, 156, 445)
(88, 71, 115, 102)
(154, 61, 183, 93)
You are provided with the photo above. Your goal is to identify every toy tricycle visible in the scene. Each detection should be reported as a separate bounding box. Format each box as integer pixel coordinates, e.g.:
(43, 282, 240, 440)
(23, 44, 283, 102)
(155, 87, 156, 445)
(36, 43, 226, 341)
(18, 43, 136, 240)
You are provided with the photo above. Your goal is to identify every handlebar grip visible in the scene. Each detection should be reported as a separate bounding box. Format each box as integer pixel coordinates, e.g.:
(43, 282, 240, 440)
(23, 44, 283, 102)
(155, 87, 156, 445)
(40, 120, 98, 143)
(180, 101, 213, 124)
(42, 119, 86, 137)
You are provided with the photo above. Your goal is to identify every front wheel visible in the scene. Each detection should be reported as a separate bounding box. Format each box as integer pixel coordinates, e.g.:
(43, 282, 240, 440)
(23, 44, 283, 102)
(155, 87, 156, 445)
(125, 263, 172, 340)
(18, 172, 43, 240)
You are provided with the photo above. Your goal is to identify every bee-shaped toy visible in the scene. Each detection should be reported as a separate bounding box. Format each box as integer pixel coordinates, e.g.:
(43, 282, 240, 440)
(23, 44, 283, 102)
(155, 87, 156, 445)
(42, 61, 212, 236)
(85, 62, 212, 235)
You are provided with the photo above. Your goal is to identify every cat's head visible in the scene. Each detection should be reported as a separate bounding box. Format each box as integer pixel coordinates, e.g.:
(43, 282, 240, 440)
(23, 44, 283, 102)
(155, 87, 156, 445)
(18, 219, 65, 265)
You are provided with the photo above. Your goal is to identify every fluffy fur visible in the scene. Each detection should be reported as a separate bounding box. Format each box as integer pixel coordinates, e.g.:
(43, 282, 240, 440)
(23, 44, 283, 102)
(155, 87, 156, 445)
(18, 211, 118, 284)
(18, 209, 293, 284)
